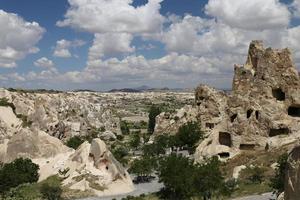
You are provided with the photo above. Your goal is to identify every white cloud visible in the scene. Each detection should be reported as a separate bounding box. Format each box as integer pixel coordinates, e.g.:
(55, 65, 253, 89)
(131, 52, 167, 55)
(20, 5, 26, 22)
(292, 0, 300, 17)
(34, 57, 55, 68)
(88, 33, 135, 64)
(57, 0, 165, 34)
(53, 39, 85, 58)
(0, 10, 45, 68)
(205, 0, 290, 30)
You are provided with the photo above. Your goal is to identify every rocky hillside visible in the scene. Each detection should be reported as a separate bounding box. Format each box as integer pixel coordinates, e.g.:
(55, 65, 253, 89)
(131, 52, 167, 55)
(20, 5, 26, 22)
(154, 40, 300, 163)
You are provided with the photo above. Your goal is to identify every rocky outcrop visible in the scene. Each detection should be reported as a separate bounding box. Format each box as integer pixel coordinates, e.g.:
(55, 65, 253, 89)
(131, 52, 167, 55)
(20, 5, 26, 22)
(35, 138, 133, 196)
(154, 105, 198, 136)
(284, 146, 300, 200)
(194, 41, 300, 161)
(153, 41, 300, 161)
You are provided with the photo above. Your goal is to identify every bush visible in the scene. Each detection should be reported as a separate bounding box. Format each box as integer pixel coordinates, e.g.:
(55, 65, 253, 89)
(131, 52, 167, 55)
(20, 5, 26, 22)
(3, 183, 42, 200)
(241, 166, 266, 184)
(120, 121, 130, 135)
(0, 98, 16, 114)
(66, 136, 84, 150)
(270, 153, 288, 195)
(39, 175, 62, 200)
(112, 146, 129, 165)
(0, 158, 39, 194)
(129, 133, 140, 149)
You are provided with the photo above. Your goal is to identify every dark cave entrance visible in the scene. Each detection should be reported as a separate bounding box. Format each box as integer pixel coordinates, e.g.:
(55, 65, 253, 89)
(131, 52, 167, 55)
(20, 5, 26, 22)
(219, 132, 232, 147)
(272, 88, 285, 101)
(288, 106, 300, 117)
(269, 128, 289, 137)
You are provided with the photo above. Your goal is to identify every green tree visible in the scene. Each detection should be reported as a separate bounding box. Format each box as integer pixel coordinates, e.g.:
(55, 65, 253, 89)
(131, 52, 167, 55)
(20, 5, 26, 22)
(112, 146, 129, 165)
(129, 133, 140, 149)
(194, 156, 227, 199)
(158, 155, 228, 200)
(177, 121, 204, 153)
(120, 121, 130, 135)
(0, 158, 39, 194)
(129, 156, 156, 178)
(66, 136, 84, 150)
(148, 105, 161, 134)
(158, 154, 196, 200)
(270, 153, 288, 195)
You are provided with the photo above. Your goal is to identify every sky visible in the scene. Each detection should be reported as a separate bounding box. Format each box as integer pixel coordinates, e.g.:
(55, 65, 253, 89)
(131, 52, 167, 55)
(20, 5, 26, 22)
(0, 0, 300, 91)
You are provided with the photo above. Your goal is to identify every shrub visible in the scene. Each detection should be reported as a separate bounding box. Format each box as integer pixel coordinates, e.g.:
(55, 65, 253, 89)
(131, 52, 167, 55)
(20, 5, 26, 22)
(129, 133, 140, 149)
(241, 166, 266, 184)
(0, 158, 39, 194)
(120, 121, 130, 135)
(40, 176, 62, 200)
(270, 153, 288, 195)
(0, 98, 16, 114)
(66, 136, 84, 150)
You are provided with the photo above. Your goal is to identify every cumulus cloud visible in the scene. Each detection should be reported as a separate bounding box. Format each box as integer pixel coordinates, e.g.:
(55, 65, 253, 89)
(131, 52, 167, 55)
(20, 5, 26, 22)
(205, 0, 290, 30)
(34, 57, 55, 68)
(57, 0, 165, 34)
(292, 0, 300, 17)
(53, 39, 86, 58)
(0, 10, 45, 68)
(88, 33, 135, 62)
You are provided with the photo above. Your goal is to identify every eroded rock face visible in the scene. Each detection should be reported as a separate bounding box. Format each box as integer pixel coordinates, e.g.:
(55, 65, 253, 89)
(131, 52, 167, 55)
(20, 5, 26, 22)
(153, 41, 300, 161)
(195, 41, 300, 161)
(284, 146, 300, 200)
(36, 138, 133, 196)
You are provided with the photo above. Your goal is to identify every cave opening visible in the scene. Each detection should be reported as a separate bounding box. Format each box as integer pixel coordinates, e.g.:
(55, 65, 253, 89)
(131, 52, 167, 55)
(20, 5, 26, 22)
(255, 111, 259, 120)
(219, 132, 232, 147)
(269, 128, 289, 137)
(272, 88, 285, 101)
(247, 109, 253, 118)
(288, 106, 300, 117)
(230, 114, 237, 122)
(240, 144, 256, 150)
(205, 123, 215, 129)
(218, 152, 230, 158)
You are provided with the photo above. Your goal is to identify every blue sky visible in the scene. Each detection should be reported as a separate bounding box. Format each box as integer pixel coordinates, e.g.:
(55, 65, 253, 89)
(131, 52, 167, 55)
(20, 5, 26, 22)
(0, 0, 299, 90)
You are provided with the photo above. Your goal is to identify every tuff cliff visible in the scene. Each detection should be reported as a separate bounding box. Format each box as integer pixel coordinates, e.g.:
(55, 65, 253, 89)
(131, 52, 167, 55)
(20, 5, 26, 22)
(154, 41, 300, 162)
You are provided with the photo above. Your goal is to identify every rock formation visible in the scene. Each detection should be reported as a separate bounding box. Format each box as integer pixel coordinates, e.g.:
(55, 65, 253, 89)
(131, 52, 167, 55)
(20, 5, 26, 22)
(154, 41, 300, 162)
(35, 138, 133, 197)
(284, 146, 300, 200)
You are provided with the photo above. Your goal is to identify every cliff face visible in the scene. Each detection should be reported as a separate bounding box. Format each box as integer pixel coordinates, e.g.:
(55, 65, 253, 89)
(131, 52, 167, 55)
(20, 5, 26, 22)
(194, 41, 300, 161)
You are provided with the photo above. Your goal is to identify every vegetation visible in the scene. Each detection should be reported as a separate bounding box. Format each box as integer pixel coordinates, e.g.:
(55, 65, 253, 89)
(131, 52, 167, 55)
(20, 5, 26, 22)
(148, 105, 161, 134)
(2, 175, 63, 200)
(0, 158, 39, 194)
(270, 153, 288, 195)
(66, 136, 85, 150)
(240, 166, 266, 184)
(121, 121, 130, 135)
(40, 176, 62, 200)
(158, 154, 230, 200)
(129, 156, 157, 183)
(176, 121, 204, 153)
(129, 133, 141, 149)
(111, 146, 129, 165)
(0, 98, 16, 113)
